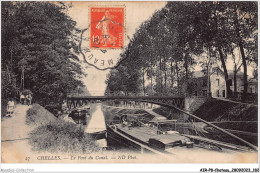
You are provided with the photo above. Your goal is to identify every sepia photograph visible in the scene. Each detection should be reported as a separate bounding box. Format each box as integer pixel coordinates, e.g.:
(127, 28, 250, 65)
(1, 0, 258, 172)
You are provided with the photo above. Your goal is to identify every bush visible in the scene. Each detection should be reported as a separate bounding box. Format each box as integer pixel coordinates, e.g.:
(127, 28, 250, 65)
(44, 103, 61, 116)
(29, 120, 99, 154)
(27, 104, 99, 154)
(26, 104, 57, 126)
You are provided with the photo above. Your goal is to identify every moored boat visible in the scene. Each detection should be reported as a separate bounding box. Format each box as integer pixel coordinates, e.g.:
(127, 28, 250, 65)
(88, 130, 107, 140)
(107, 113, 255, 155)
(67, 107, 89, 125)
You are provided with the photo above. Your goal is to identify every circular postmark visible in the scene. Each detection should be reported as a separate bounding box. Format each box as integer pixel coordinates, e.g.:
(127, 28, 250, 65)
(79, 6, 129, 70)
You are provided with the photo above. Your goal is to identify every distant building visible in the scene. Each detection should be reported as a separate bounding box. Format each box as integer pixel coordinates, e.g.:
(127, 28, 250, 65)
(187, 67, 257, 98)
(248, 78, 258, 93)
(186, 71, 209, 97)
(210, 67, 226, 98)
(187, 67, 226, 98)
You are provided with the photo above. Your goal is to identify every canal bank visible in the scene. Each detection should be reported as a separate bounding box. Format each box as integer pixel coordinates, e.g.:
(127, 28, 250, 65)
(102, 102, 258, 147)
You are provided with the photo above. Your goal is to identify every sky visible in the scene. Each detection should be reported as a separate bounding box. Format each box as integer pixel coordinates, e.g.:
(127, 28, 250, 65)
(66, 1, 254, 96)
(66, 1, 167, 96)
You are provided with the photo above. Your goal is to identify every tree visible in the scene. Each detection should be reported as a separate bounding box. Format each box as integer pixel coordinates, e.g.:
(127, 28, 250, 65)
(253, 69, 258, 79)
(185, 1, 233, 97)
(230, 46, 243, 95)
(178, 1, 256, 98)
(231, 2, 257, 97)
(105, 1, 257, 99)
(2, 2, 84, 110)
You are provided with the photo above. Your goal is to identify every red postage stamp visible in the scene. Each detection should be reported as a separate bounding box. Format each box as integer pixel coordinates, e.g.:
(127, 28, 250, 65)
(90, 7, 125, 49)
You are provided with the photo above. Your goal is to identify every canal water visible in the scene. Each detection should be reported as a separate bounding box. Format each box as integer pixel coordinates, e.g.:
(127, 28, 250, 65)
(82, 103, 257, 151)
(84, 103, 107, 148)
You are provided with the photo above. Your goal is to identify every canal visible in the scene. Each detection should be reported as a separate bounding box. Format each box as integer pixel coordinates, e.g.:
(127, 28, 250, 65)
(83, 102, 195, 151)
(84, 103, 107, 148)
(73, 102, 257, 151)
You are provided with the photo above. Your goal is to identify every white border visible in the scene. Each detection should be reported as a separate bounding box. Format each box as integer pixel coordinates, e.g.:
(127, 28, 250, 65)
(1, 163, 259, 173)
(1, 0, 259, 172)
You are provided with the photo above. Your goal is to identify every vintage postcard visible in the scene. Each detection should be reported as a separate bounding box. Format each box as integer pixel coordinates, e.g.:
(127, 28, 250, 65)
(1, 0, 259, 171)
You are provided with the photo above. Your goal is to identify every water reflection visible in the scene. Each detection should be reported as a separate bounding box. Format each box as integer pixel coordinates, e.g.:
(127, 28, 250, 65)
(85, 103, 107, 148)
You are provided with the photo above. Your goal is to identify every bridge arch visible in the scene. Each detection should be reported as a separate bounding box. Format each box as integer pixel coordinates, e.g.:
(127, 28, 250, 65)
(66, 96, 185, 110)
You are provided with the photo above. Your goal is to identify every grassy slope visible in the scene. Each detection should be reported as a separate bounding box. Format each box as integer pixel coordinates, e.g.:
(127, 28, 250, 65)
(193, 98, 258, 122)
(27, 104, 98, 154)
(26, 104, 57, 125)
(153, 99, 258, 134)
(152, 98, 257, 122)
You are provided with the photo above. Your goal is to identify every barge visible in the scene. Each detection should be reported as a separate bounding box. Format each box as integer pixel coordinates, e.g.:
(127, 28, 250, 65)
(107, 113, 255, 155)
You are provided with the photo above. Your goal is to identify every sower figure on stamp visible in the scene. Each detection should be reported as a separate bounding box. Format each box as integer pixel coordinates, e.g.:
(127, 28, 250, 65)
(96, 10, 119, 46)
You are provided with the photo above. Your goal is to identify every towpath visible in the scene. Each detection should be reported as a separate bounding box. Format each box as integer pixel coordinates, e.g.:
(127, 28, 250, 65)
(1, 104, 34, 162)
(2, 104, 32, 141)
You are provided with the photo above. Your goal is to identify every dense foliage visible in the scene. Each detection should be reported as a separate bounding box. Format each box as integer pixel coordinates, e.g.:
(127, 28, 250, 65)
(106, 1, 257, 98)
(27, 104, 98, 153)
(1, 2, 84, 111)
(26, 104, 56, 125)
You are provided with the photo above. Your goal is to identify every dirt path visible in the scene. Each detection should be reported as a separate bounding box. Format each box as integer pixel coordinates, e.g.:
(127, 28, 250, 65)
(1, 104, 35, 163)
(1, 104, 69, 163)
(1, 104, 32, 141)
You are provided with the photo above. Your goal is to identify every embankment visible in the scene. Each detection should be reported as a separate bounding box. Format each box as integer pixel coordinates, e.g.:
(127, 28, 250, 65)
(152, 98, 257, 122)
(194, 99, 258, 145)
(153, 98, 258, 145)
(26, 104, 56, 125)
(27, 104, 98, 154)
(193, 98, 258, 122)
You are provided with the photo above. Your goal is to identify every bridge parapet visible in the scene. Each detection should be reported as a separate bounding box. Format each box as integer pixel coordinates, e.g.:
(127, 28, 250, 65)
(66, 96, 185, 109)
